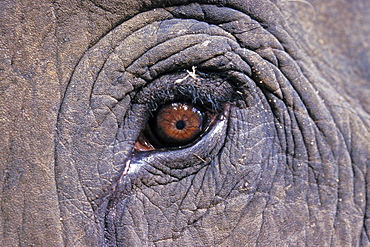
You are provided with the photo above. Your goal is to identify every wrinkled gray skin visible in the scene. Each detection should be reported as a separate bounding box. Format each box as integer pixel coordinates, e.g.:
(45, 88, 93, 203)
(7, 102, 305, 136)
(1, 0, 370, 246)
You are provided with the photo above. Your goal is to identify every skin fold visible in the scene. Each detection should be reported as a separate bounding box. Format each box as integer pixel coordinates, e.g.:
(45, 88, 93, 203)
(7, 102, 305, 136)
(0, 0, 369, 246)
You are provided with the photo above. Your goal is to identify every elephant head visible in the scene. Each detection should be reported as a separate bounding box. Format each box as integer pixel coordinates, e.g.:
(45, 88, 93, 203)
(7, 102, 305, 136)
(1, 0, 370, 246)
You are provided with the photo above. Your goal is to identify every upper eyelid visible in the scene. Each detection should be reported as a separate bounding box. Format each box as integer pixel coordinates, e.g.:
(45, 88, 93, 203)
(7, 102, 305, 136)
(133, 70, 237, 112)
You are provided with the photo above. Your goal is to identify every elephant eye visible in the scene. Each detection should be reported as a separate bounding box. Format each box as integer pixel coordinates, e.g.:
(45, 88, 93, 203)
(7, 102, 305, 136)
(134, 102, 215, 150)
(153, 102, 204, 145)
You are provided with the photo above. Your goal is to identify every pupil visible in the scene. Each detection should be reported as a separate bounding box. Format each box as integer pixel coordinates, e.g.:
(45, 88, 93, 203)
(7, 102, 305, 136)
(176, 120, 186, 130)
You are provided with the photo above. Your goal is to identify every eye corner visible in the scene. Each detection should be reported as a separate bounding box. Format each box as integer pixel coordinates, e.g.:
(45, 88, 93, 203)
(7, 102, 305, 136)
(134, 135, 155, 152)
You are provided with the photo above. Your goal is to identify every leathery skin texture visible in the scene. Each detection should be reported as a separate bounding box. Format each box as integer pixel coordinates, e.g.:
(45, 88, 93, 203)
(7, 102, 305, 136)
(1, 0, 369, 246)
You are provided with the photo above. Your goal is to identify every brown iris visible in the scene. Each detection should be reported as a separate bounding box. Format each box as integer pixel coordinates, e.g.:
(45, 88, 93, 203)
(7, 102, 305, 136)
(154, 103, 203, 146)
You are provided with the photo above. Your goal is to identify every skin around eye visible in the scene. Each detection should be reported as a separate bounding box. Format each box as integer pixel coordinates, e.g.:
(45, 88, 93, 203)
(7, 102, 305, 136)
(154, 103, 203, 146)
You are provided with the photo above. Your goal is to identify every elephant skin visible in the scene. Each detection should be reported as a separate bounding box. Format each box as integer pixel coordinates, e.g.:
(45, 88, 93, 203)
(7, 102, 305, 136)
(1, 0, 370, 246)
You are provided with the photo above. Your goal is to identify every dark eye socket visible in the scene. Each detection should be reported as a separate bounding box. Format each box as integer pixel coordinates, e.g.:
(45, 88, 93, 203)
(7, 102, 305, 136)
(134, 102, 216, 151)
